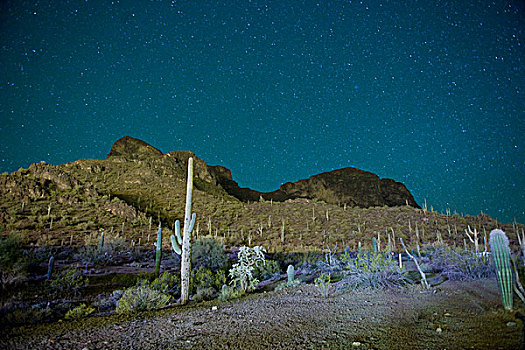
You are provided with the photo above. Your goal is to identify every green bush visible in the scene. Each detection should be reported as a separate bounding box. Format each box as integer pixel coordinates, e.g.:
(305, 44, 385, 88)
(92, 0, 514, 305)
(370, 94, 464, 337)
(48, 267, 88, 297)
(275, 279, 301, 292)
(192, 238, 228, 271)
(253, 259, 281, 281)
(1, 304, 53, 326)
(193, 287, 216, 302)
(192, 266, 226, 293)
(116, 285, 171, 313)
(0, 232, 29, 285)
(65, 303, 95, 320)
(314, 272, 331, 297)
(218, 284, 242, 301)
(148, 271, 181, 295)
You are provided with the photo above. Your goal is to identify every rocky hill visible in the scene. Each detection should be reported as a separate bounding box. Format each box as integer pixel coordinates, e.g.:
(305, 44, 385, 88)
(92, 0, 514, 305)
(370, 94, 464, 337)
(209, 165, 419, 208)
(0, 136, 519, 252)
(107, 136, 419, 208)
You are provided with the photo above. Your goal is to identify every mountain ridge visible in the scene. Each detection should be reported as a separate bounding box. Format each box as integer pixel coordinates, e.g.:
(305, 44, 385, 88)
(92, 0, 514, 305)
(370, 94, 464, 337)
(0, 135, 518, 253)
(109, 136, 420, 208)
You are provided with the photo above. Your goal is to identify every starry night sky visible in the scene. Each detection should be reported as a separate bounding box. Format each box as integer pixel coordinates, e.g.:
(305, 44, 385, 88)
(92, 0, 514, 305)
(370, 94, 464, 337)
(0, 0, 523, 223)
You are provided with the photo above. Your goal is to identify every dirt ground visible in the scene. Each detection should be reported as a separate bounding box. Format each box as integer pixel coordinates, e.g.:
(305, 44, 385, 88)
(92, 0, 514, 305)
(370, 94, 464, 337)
(1, 278, 523, 350)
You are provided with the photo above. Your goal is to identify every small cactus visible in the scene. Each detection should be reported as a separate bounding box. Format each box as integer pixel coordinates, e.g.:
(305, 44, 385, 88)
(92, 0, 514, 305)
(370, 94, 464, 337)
(98, 231, 104, 252)
(372, 237, 377, 253)
(47, 255, 54, 280)
(489, 229, 513, 310)
(287, 265, 295, 284)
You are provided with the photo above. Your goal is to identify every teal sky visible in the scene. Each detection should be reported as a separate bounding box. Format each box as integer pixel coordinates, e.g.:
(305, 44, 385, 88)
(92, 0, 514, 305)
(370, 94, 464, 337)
(0, 0, 524, 223)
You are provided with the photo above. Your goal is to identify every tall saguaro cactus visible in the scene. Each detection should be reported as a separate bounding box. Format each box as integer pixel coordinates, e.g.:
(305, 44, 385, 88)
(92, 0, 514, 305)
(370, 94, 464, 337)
(154, 224, 162, 277)
(489, 229, 513, 310)
(169, 157, 196, 305)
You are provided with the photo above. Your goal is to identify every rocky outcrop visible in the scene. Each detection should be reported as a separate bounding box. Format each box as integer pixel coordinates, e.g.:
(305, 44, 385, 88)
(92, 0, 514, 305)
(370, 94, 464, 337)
(207, 165, 262, 202)
(266, 167, 419, 208)
(210, 166, 419, 208)
(107, 136, 163, 159)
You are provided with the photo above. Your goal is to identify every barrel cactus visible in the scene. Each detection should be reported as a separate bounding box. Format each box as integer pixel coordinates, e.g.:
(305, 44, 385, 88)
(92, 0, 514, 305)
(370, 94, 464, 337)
(489, 229, 513, 310)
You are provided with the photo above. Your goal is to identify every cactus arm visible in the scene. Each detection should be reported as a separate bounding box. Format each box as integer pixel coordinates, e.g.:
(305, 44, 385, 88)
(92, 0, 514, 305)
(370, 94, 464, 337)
(175, 220, 182, 245)
(170, 234, 182, 255)
(188, 213, 196, 234)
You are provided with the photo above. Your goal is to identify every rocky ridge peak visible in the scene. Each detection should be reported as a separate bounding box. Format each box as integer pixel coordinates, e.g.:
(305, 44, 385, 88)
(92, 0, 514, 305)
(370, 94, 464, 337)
(107, 136, 163, 159)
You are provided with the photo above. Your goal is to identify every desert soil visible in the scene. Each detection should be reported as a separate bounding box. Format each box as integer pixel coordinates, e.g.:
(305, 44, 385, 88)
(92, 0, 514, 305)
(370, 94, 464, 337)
(1, 278, 523, 350)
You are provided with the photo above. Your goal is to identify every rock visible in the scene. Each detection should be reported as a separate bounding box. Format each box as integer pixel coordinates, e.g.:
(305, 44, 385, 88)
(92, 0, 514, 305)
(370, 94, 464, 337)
(107, 136, 163, 159)
(506, 321, 517, 327)
(210, 165, 420, 208)
(436, 327, 442, 333)
(352, 341, 362, 347)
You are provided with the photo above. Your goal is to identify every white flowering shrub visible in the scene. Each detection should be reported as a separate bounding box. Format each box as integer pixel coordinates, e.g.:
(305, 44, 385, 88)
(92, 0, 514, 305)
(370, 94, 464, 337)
(229, 246, 266, 293)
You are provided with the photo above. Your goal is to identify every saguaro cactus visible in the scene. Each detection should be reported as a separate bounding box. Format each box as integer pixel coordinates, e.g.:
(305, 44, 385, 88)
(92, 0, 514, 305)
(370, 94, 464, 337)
(47, 255, 54, 280)
(169, 157, 196, 305)
(489, 229, 513, 310)
(154, 224, 162, 277)
(98, 231, 105, 253)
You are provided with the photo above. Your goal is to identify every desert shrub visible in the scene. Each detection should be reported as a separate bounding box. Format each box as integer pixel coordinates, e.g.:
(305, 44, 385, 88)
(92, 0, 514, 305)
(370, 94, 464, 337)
(218, 284, 242, 301)
(340, 252, 409, 289)
(193, 287, 216, 302)
(275, 279, 301, 292)
(75, 233, 128, 265)
(253, 259, 280, 281)
(314, 272, 331, 297)
(148, 271, 180, 295)
(192, 267, 226, 293)
(48, 267, 88, 297)
(116, 285, 171, 313)
(1, 303, 53, 326)
(93, 290, 123, 311)
(427, 246, 494, 280)
(0, 232, 29, 285)
(192, 238, 228, 271)
(229, 246, 266, 293)
(65, 303, 95, 320)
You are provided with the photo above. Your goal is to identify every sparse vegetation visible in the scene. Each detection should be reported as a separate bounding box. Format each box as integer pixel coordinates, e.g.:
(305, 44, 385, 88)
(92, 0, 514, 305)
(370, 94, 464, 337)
(48, 267, 88, 298)
(314, 272, 331, 297)
(116, 284, 171, 314)
(340, 251, 409, 289)
(427, 245, 493, 280)
(65, 303, 95, 320)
